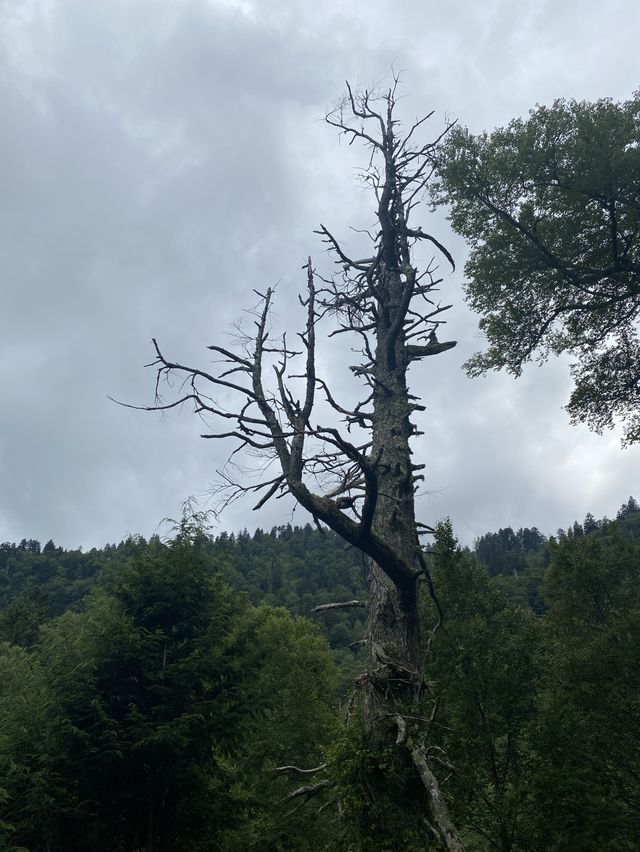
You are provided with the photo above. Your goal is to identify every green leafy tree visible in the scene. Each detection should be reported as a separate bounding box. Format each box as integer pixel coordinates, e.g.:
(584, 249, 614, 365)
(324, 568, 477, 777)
(31, 537, 241, 851)
(433, 92, 640, 443)
(0, 529, 338, 851)
(532, 527, 640, 850)
(0, 641, 69, 850)
(427, 522, 541, 851)
(0, 586, 49, 647)
(220, 604, 338, 851)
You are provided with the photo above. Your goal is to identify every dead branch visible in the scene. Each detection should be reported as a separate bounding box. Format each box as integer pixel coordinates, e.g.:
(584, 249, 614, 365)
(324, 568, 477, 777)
(273, 763, 327, 776)
(394, 716, 466, 852)
(278, 779, 332, 805)
(407, 341, 457, 361)
(409, 740, 465, 851)
(311, 600, 366, 613)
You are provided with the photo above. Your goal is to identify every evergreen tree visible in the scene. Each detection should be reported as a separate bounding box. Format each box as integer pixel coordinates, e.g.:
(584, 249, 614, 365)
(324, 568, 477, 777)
(0, 529, 338, 851)
(428, 522, 541, 850)
(532, 527, 640, 849)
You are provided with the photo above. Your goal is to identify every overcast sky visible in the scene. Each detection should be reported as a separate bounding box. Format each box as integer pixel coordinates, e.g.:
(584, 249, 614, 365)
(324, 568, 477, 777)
(2, 0, 639, 549)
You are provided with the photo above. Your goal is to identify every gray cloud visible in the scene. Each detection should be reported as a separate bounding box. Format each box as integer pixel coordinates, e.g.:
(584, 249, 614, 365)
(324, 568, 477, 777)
(2, 0, 639, 548)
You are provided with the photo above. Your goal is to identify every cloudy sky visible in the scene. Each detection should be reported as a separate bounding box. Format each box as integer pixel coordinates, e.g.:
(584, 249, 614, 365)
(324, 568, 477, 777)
(2, 0, 639, 549)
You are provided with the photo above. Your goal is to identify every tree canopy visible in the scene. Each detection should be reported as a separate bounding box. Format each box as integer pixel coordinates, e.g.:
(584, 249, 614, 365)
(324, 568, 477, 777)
(3, 501, 640, 848)
(0, 528, 338, 851)
(433, 91, 640, 443)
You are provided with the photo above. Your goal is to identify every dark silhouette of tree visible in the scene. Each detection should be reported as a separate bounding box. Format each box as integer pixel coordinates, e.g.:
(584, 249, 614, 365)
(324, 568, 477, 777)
(126, 80, 462, 849)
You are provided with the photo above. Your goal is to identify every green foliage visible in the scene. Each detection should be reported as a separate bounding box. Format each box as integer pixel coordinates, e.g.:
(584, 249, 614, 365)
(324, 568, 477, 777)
(474, 526, 546, 578)
(0, 524, 367, 685)
(220, 604, 338, 851)
(10, 538, 247, 850)
(473, 526, 549, 615)
(0, 531, 339, 851)
(210, 525, 367, 659)
(327, 711, 435, 852)
(0, 641, 68, 850)
(433, 92, 640, 443)
(427, 522, 542, 850)
(0, 586, 49, 647)
(3, 506, 640, 849)
(531, 528, 640, 850)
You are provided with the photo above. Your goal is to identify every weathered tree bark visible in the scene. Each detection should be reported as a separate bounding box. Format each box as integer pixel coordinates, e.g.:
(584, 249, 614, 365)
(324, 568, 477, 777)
(364, 270, 423, 725)
(128, 78, 464, 849)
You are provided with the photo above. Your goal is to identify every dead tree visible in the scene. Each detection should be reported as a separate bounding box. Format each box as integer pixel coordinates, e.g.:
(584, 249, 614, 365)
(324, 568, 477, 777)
(134, 80, 462, 849)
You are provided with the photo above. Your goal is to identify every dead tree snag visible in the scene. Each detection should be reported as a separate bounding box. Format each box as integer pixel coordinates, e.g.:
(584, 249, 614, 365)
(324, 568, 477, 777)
(131, 78, 462, 849)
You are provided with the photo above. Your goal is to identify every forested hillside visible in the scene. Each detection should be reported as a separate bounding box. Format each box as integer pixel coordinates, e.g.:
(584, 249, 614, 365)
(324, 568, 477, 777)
(0, 521, 341, 851)
(2, 500, 640, 849)
(0, 523, 367, 666)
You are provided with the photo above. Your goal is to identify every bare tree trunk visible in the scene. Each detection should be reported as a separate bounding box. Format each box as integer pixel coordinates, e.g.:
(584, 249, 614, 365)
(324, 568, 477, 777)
(364, 563, 421, 721)
(364, 280, 424, 724)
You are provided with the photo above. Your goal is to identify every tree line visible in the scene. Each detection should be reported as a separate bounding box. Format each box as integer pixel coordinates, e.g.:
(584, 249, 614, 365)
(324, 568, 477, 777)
(2, 499, 640, 849)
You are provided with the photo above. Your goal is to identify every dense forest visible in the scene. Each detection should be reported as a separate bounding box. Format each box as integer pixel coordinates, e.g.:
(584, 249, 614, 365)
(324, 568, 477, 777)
(2, 497, 640, 850)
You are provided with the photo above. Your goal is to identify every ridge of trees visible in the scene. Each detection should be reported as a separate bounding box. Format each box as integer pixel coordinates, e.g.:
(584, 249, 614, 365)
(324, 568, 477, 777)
(3, 500, 640, 848)
(2, 493, 639, 645)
